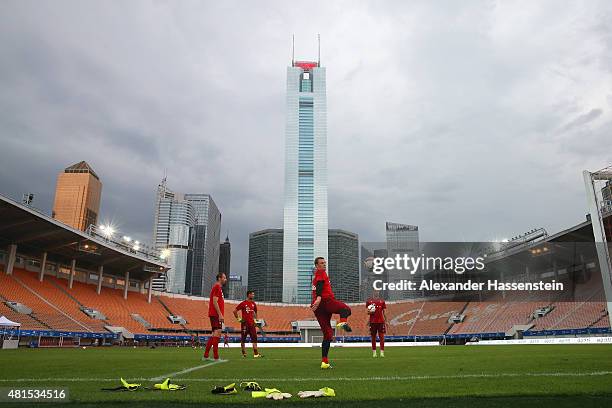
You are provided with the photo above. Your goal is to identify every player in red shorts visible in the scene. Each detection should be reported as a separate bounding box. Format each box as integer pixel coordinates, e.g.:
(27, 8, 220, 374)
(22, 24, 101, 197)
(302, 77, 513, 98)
(366, 290, 387, 358)
(233, 290, 262, 358)
(203, 272, 227, 361)
(310, 257, 352, 369)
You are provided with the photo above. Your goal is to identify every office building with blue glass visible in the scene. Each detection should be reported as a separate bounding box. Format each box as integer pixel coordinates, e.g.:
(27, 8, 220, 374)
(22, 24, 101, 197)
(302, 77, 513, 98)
(283, 56, 328, 304)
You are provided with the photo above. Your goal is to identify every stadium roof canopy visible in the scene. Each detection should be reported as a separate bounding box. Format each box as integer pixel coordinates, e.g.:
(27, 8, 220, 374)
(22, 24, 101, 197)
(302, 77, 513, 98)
(0, 194, 168, 281)
(479, 212, 612, 283)
(485, 214, 607, 263)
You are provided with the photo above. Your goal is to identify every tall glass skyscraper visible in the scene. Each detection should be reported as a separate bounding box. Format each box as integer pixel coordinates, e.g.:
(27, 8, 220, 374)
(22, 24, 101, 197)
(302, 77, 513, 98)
(152, 179, 195, 293)
(283, 56, 328, 304)
(152, 180, 221, 295)
(184, 193, 221, 297)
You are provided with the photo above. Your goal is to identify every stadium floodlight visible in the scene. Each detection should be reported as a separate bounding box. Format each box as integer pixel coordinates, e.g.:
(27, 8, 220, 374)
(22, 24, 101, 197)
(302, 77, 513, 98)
(98, 224, 115, 239)
(122, 236, 132, 242)
(160, 248, 170, 260)
(133, 241, 140, 251)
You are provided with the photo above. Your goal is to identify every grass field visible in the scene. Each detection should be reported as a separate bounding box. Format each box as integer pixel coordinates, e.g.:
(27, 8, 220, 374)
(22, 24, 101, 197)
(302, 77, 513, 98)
(0, 344, 611, 407)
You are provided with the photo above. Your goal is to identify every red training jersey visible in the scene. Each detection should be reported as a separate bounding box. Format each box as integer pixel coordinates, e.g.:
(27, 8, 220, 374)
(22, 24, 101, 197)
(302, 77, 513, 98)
(235, 300, 257, 326)
(311, 268, 334, 302)
(208, 282, 225, 317)
(366, 298, 386, 324)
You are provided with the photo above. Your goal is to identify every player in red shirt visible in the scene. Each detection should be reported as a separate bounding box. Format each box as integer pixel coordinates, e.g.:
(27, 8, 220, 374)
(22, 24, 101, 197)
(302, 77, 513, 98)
(310, 257, 352, 369)
(203, 272, 227, 360)
(233, 290, 262, 358)
(366, 290, 387, 358)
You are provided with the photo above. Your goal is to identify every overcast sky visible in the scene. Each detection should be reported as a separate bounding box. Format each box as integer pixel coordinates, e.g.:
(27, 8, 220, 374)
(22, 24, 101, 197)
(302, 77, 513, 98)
(1, 0, 611, 281)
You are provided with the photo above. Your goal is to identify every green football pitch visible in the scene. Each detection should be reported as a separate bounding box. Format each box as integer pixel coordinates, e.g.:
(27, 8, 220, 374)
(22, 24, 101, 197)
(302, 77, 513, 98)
(0, 344, 611, 407)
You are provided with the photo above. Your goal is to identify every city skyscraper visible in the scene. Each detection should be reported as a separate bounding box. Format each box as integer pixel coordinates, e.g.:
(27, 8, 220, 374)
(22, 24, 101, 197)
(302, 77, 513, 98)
(152, 179, 195, 293)
(52, 161, 102, 232)
(184, 193, 221, 296)
(328, 229, 360, 302)
(218, 234, 231, 297)
(386, 222, 419, 300)
(249, 229, 284, 302)
(283, 43, 328, 304)
(152, 179, 221, 295)
(227, 275, 246, 300)
(219, 234, 231, 277)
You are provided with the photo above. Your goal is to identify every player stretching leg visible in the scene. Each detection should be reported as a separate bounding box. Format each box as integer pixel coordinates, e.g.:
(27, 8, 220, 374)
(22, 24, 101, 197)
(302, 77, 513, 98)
(233, 290, 262, 358)
(310, 257, 352, 369)
(366, 290, 387, 358)
(203, 272, 227, 361)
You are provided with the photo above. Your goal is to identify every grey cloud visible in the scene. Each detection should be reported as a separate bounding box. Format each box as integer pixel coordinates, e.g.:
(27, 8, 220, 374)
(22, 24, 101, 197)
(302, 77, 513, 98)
(559, 109, 603, 133)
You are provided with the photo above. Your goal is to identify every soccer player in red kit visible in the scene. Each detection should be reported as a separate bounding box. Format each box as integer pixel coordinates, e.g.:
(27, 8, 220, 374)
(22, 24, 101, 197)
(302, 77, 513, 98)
(366, 290, 387, 358)
(203, 272, 227, 360)
(233, 290, 262, 358)
(310, 257, 352, 369)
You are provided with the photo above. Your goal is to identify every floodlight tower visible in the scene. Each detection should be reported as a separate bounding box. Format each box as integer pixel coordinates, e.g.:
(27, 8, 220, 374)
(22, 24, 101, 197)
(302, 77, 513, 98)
(583, 165, 612, 329)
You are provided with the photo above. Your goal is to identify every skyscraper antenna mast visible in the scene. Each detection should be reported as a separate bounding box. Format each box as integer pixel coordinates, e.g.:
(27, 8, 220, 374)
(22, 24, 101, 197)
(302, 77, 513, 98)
(292, 34, 295, 66)
(317, 33, 320, 66)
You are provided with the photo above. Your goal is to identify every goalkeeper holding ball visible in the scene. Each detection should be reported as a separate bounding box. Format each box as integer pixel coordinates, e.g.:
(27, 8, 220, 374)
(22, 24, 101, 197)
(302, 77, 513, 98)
(233, 290, 263, 358)
(366, 290, 387, 358)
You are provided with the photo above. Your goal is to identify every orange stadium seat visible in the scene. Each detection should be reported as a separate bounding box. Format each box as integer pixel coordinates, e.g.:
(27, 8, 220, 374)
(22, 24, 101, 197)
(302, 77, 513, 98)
(13, 269, 108, 332)
(0, 270, 87, 331)
(51, 277, 175, 333)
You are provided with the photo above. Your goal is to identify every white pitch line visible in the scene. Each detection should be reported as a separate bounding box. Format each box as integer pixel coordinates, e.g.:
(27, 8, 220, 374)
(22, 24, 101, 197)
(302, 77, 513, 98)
(150, 359, 227, 381)
(1, 371, 611, 383)
(161, 371, 612, 382)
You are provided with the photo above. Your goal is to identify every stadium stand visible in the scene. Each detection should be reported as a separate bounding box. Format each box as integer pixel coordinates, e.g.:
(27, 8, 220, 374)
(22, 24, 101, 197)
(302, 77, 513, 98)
(52, 277, 175, 332)
(13, 269, 108, 332)
(405, 302, 465, 336)
(0, 301, 48, 331)
(0, 267, 610, 339)
(0, 270, 89, 332)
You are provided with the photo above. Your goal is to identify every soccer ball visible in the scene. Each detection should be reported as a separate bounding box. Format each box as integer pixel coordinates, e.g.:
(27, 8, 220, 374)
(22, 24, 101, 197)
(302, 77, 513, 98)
(367, 304, 376, 313)
(363, 257, 375, 271)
